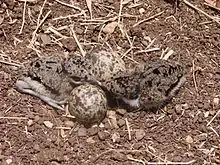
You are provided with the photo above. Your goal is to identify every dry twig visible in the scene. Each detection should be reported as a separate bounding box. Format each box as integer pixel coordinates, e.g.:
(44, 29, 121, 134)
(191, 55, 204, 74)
(192, 59, 198, 93)
(207, 109, 220, 126)
(204, 3, 220, 12)
(183, 0, 220, 25)
(30, 10, 51, 46)
(55, 0, 85, 13)
(0, 116, 28, 120)
(19, 0, 27, 34)
(133, 11, 164, 27)
(69, 25, 86, 56)
(125, 118, 131, 140)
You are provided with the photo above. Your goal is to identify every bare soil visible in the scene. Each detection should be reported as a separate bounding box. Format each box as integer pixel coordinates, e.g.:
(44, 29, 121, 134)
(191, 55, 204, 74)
(1, 0, 220, 164)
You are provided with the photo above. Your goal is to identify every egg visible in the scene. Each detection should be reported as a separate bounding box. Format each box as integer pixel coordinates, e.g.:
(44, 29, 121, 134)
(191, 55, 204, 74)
(86, 50, 126, 80)
(68, 84, 107, 127)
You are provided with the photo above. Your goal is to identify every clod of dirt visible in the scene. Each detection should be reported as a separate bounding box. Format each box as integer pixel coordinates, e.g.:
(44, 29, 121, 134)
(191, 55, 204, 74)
(77, 127, 87, 137)
(64, 120, 75, 127)
(98, 131, 110, 140)
(40, 34, 51, 45)
(87, 127, 98, 136)
(118, 119, 125, 127)
(175, 103, 189, 114)
(112, 152, 126, 161)
(135, 129, 145, 141)
(61, 38, 77, 52)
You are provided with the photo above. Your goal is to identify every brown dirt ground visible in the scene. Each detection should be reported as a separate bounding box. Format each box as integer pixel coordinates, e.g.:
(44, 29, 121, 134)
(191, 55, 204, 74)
(1, 0, 220, 164)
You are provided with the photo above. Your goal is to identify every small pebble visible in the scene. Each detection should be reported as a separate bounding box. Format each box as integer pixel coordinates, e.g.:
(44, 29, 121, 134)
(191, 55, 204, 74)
(27, 120, 33, 126)
(112, 152, 126, 161)
(213, 97, 219, 106)
(135, 129, 145, 141)
(40, 34, 51, 45)
(103, 21, 118, 34)
(185, 135, 193, 144)
(175, 104, 182, 114)
(112, 132, 120, 143)
(139, 8, 145, 15)
(86, 137, 95, 144)
(34, 115, 40, 122)
(203, 102, 210, 109)
(64, 120, 75, 127)
(77, 127, 87, 137)
(118, 119, 125, 127)
(116, 109, 127, 116)
(98, 131, 109, 140)
(87, 127, 98, 136)
(43, 121, 53, 128)
(33, 144, 40, 151)
(6, 158, 12, 164)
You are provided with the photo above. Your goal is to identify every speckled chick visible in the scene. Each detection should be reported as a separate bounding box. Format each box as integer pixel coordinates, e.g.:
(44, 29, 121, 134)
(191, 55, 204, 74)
(15, 55, 73, 110)
(100, 59, 186, 111)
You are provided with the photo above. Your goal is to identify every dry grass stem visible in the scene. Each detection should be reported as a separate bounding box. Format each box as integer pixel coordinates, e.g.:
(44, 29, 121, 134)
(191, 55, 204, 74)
(55, 127, 71, 130)
(146, 38, 156, 49)
(162, 49, 174, 60)
(55, 0, 84, 13)
(69, 25, 86, 56)
(183, 0, 220, 25)
(133, 11, 164, 27)
(160, 47, 169, 59)
(125, 118, 131, 140)
(204, 3, 220, 12)
(192, 60, 198, 93)
(0, 117, 28, 120)
(86, 0, 92, 19)
(134, 48, 160, 55)
(37, 0, 47, 26)
(208, 126, 219, 137)
(118, 0, 123, 25)
(19, 0, 27, 34)
(30, 10, 51, 46)
(52, 12, 84, 21)
(0, 60, 22, 67)
(17, 0, 37, 2)
(207, 110, 220, 126)
(127, 156, 146, 165)
(47, 27, 68, 39)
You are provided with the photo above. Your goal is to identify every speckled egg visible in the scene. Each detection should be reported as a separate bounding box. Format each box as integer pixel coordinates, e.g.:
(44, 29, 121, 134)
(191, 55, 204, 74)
(86, 50, 126, 80)
(68, 84, 107, 127)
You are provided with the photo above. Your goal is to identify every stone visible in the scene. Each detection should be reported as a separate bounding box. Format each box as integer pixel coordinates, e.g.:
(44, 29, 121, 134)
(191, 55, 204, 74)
(135, 129, 145, 141)
(77, 127, 87, 137)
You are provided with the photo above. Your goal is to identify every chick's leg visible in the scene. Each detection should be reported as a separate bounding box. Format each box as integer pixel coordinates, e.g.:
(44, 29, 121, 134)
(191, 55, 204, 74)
(15, 78, 64, 110)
